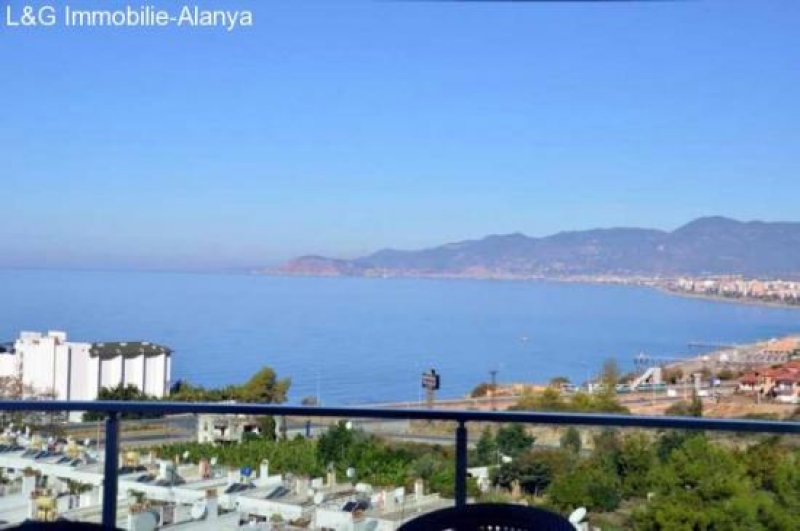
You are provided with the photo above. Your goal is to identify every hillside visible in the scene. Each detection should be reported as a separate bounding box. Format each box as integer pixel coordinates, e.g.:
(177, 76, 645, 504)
(273, 217, 800, 278)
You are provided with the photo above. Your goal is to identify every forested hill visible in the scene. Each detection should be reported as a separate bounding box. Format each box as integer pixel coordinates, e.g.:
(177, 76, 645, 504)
(274, 217, 800, 278)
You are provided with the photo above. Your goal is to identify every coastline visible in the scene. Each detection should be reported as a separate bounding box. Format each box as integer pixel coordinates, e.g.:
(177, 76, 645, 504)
(265, 271, 800, 311)
(652, 286, 800, 311)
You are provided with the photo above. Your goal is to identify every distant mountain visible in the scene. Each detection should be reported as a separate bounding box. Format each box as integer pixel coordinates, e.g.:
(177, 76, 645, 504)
(273, 217, 800, 278)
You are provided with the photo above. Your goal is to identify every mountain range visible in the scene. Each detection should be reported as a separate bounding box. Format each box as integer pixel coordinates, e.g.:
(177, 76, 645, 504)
(274, 217, 800, 279)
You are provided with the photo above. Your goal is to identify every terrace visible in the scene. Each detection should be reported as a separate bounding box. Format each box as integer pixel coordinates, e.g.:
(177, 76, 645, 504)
(0, 400, 798, 529)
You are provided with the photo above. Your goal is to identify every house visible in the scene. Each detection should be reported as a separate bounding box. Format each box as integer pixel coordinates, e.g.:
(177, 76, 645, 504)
(738, 363, 800, 403)
(737, 372, 759, 392)
(762, 338, 800, 359)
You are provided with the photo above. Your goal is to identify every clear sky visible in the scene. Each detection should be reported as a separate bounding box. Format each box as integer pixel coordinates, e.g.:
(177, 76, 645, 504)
(2, 0, 799, 271)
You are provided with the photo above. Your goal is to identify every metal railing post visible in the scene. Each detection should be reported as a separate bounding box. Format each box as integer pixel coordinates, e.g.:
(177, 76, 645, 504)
(454, 420, 467, 507)
(102, 412, 120, 529)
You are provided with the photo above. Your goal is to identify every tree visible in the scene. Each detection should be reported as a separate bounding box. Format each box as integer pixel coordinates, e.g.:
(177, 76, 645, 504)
(601, 358, 621, 387)
(475, 426, 497, 466)
(238, 367, 290, 403)
(511, 388, 629, 414)
(83, 384, 161, 421)
(617, 433, 657, 498)
(171, 366, 290, 404)
(316, 421, 358, 467)
(560, 427, 582, 454)
(256, 416, 277, 441)
(495, 424, 534, 458)
(549, 376, 570, 387)
(549, 460, 622, 512)
(493, 449, 572, 497)
(301, 396, 319, 406)
(470, 382, 497, 398)
(662, 366, 684, 385)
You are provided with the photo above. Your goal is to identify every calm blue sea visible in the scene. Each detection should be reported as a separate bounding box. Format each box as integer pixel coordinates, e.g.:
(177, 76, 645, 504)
(0, 270, 797, 405)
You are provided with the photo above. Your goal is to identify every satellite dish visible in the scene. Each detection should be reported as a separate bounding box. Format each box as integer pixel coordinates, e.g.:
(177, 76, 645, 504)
(190, 501, 207, 520)
(346, 467, 356, 478)
(568, 507, 587, 524)
(131, 510, 158, 531)
(313, 492, 325, 505)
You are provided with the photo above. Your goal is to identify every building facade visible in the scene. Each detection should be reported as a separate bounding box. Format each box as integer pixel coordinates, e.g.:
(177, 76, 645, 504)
(0, 331, 171, 417)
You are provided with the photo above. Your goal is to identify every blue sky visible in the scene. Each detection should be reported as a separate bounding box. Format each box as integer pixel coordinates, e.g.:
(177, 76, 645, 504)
(2, 0, 799, 270)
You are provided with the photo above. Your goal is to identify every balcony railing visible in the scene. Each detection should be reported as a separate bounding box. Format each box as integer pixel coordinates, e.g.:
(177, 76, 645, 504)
(1, 399, 799, 529)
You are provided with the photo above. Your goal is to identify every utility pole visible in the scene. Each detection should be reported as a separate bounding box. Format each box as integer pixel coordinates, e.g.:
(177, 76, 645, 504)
(489, 369, 498, 411)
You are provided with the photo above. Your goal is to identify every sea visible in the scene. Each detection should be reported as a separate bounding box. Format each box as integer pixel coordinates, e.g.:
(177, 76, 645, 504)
(0, 269, 798, 405)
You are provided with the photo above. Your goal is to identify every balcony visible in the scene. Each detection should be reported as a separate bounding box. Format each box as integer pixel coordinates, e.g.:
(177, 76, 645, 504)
(0, 400, 798, 529)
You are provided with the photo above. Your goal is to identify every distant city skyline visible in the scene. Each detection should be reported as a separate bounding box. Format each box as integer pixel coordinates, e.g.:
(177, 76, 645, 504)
(3, 1, 799, 271)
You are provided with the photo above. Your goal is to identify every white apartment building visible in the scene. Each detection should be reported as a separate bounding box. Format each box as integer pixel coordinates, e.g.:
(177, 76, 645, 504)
(0, 331, 171, 419)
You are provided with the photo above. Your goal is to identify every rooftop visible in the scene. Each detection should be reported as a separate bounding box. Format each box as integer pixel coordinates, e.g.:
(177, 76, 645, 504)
(90, 342, 172, 359)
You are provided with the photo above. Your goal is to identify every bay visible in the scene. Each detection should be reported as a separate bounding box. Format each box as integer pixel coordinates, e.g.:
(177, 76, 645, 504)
(0, 270, 797, 404)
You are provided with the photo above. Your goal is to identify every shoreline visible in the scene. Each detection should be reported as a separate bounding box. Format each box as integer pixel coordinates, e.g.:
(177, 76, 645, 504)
(652, 286, 800, 311)
(266, 271, 800, 311)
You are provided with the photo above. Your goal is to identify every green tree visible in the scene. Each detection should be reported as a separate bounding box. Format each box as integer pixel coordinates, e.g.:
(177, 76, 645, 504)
(316, 421, 357, 467)
(238, 367, 290, 403)
(495, 424, 535, 458)
(493, 449, 572, 497)
(83, 384, 161, 421)
(617, 433, 657, 498)
(475, 426, 497, 466)
(171, 366, 290, 404)
(549, 460, 622, 512)
(559, 427, 582, 454)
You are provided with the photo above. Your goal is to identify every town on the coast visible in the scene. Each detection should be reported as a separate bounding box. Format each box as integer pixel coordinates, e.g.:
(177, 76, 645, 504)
(662, 276, 800, 305)
(0, 329, 799, 529)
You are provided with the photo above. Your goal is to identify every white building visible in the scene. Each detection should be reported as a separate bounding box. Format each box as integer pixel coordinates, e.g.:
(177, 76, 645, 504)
(0, 331, 172, 419)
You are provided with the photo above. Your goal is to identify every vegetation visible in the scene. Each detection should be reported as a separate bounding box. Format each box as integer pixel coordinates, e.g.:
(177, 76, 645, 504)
(479, 424, 800, 529)
(663, 391, 703, 417)
(510, 387, 629, 414)
(150, 413, 800, 530)
(495, 424, 535, 458)
(83, 384, 162, 421)
(559, 426, 582, 454)
(170, 367, 290, 403)
(470, 382, 498, 398)
(716, 367, 739, 381)
(601, 358, 622, 386)
(152, 421, 479, 497)
(86, 367, 289, 426)
(661, 366, 684, 385)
